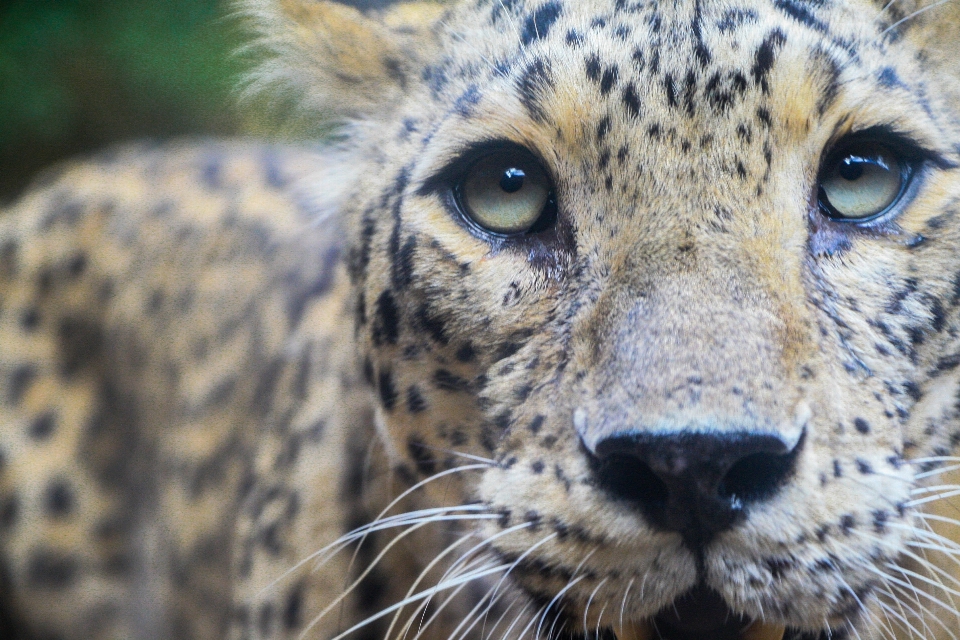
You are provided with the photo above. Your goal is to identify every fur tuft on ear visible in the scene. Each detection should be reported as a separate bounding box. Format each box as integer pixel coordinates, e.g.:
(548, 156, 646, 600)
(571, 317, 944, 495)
(236, 0, 448, 122)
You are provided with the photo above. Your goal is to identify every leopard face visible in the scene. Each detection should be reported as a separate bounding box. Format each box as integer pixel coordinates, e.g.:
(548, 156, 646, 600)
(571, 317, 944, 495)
(264, 0, 960, 637)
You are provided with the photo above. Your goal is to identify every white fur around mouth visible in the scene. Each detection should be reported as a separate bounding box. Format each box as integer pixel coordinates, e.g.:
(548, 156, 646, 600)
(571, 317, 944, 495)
(618, 619, 786, 640)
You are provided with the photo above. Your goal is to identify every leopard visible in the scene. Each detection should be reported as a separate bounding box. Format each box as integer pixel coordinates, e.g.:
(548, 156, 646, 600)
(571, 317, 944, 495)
(2, 0, 960, 639)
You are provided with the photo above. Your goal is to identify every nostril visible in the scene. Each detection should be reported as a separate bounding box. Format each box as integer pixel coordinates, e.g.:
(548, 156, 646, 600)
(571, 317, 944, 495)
(719, 445, 800, 503)
(593, 453, 669, 509)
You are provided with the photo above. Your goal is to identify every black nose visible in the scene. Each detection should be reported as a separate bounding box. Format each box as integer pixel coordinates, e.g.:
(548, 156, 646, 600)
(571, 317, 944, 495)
(590, 429, 804, 548)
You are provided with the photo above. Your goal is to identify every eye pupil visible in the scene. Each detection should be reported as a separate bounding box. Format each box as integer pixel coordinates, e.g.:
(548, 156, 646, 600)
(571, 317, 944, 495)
(500, 168, 526, 193)
(838, 158, 865, 181)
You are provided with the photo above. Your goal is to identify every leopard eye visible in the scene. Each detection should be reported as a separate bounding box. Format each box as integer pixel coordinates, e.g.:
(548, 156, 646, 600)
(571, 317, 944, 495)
(818, 141, 910, 222)
(456, 147, 556, 235)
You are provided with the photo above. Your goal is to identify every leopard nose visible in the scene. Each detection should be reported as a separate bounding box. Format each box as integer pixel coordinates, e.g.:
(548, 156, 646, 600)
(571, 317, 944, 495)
(590, 430, 804, 548)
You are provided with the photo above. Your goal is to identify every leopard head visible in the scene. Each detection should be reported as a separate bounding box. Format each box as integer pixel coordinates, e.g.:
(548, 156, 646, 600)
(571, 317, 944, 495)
(243, 1, 960, 638)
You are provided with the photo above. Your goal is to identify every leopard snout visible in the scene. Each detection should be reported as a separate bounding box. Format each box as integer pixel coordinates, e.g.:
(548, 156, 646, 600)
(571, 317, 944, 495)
(587, 429, 806, 548)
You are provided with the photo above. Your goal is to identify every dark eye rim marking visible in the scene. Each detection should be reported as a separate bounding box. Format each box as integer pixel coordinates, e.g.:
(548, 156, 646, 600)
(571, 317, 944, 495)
(421, 139, 560, 241)
(815, 126, 939, 227)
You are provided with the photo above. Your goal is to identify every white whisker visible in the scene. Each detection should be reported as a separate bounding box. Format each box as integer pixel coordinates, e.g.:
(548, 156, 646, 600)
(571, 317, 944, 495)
(879, 0, 956, 36)
(321, 563, 515, 640)
(258, 507, 493, 597)
(583, 578, 608, 634)
(618, 576, 636, 637)
(389, 523, 533, 640)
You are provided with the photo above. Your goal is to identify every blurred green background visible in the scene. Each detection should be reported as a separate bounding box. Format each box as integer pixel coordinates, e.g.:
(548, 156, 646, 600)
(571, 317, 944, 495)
(1, 0, 254, 203)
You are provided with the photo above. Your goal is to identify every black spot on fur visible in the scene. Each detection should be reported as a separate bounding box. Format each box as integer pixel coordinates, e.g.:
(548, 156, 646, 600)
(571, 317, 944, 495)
(599, 66, 619, 95)
(407, 386, 428, 413)
(45, 479, 74, 518)
(872, 510, 888, 534)
(877, 67, 903, 89)
(433, 369, 470, 393)
(903, 381, 922, 402)
(29, 412, 57, 440)
(455, 342, 476, 362)
(585, 55, 602, 82)
(415, 305, 449, 345)
(773, 0, 829, 32)
(408, 437, 436, 476)
(27, 551, 78, 589)
(283, 583, 304, 630)
(378, 369, 398, 411)
(0, 494, 18, 530)
(839, 514, 855, 535)
(516, 58, 554, 122)
(8, 365, 36, 404)
(373, 290, 400, 346)
(521, 2, 563, 46)
(853, 418, 870, 434)
(528, 415, 545, 434)
(752, 29, 786, 92)
(622, 83, 641, 118)
(596, 117, 611, 141)
(58, 317, 103, 379)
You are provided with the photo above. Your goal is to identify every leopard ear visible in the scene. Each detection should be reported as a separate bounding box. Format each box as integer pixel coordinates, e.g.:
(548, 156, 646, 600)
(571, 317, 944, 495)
(237, 0, 448, 121)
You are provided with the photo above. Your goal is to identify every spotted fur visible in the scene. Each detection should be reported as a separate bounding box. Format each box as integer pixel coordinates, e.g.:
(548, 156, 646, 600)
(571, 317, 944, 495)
(2, 1, 960, 639)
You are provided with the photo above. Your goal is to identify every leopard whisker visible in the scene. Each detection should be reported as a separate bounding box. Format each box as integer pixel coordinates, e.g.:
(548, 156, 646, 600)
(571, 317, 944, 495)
(392, 538, 491, 640)
(495, 602, 534, 640)
(909, 482, 960, 495)
(473, 533, 560, 640)
(885, 520, 960, 555)
(887, 560, 960, 605)
(319, 562, 516, 640)
(535, 548, 598, 640)
(481, 599, 521, 640)
(872, 586, 929, 640)
(495, 0, 528, 54)
(341, 463, 492, 609)
(387, 523, 533, 640)
(303, 518, 465, 639)
(914, 511, 960, 529)
(617, 576, 636, 638)
(412, 555, 500, 640)
(888, 521, 960, 563)
(878, 0, 957, 37)
(914, 463, 960, 480)
(443, 563, 518, 640)
(883, 577, 956, 640)
(582, 577, 608, 635)
(379, 464, 492, 522)
(906, 488, 960, 507)
(861, 561, 960, 619)
(823, 554, 899, 640)
(444, 536, 565, 640)
(403, 443, 498, 467)
(859, 595, 899, 640)
(851, 526, 960, 608)
(257, 506, 493, 597)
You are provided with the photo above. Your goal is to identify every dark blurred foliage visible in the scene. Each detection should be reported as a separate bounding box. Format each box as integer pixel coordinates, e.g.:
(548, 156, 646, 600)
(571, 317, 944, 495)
(0, 0, 404, 203)
(0, 0, 245, 202)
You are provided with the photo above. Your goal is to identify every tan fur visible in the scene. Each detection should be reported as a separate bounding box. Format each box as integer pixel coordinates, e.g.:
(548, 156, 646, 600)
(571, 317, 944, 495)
(2, 1, 960, 639)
